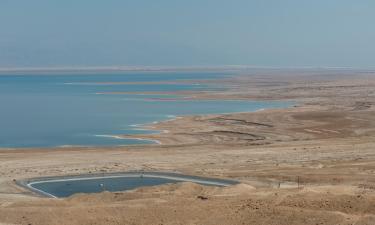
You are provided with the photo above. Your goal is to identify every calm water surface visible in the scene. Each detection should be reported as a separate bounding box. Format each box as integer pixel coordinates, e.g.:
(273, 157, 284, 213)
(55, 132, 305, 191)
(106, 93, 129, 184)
(27, 172, 238, 198)
(32, 176, 180, 197)
(0, 72, 290, 147)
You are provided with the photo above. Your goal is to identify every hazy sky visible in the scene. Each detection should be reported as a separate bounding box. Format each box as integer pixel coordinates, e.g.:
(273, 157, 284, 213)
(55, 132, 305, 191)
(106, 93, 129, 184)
(0, 0, 374, 68)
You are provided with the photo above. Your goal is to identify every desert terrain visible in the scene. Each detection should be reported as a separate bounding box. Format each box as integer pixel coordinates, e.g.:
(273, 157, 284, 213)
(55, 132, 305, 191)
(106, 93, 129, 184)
(1, 69, 375, 225)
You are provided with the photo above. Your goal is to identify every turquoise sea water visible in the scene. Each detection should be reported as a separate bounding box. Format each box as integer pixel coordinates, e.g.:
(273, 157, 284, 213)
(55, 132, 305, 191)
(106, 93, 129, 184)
(0, 72, 290, 148)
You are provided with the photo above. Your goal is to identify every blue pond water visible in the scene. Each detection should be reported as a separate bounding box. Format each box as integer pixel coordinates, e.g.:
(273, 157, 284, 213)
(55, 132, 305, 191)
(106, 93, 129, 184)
(27, 173, 237, 198)
(0, 72, 291, 148)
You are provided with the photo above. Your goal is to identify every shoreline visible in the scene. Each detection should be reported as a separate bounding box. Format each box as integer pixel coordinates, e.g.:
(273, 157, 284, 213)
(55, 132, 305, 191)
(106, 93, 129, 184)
(122, 104, 294, 146)
(1, 69, 375, 225)
(0, 100, 293, 151)
(0, 104, 291, 152)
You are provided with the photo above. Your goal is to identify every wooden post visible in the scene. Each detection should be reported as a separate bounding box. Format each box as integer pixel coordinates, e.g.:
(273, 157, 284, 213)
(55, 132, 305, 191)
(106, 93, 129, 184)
(297, 176, 300, 188)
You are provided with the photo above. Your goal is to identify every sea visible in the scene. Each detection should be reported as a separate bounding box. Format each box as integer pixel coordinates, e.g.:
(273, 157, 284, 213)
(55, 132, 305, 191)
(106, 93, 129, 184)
(0, 72, 290, 148)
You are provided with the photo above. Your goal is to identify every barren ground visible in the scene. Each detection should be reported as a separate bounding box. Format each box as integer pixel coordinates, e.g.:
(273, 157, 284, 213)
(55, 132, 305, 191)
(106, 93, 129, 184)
(1, 69, 375, 225)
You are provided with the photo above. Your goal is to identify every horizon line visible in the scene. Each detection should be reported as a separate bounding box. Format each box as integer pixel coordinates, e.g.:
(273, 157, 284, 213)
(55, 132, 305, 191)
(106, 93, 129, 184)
(0, 65, 374, 73)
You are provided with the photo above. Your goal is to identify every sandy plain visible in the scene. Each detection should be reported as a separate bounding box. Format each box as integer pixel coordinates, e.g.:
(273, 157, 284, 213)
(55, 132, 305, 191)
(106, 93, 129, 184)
(1, 69, 375, 225)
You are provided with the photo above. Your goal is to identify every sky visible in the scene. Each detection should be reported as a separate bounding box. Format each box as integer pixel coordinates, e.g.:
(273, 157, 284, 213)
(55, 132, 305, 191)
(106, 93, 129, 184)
(0, 0, 374, 68)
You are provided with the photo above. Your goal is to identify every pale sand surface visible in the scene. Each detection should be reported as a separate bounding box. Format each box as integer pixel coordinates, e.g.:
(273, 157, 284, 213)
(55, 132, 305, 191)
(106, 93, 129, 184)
(1, 69, 375, 224)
